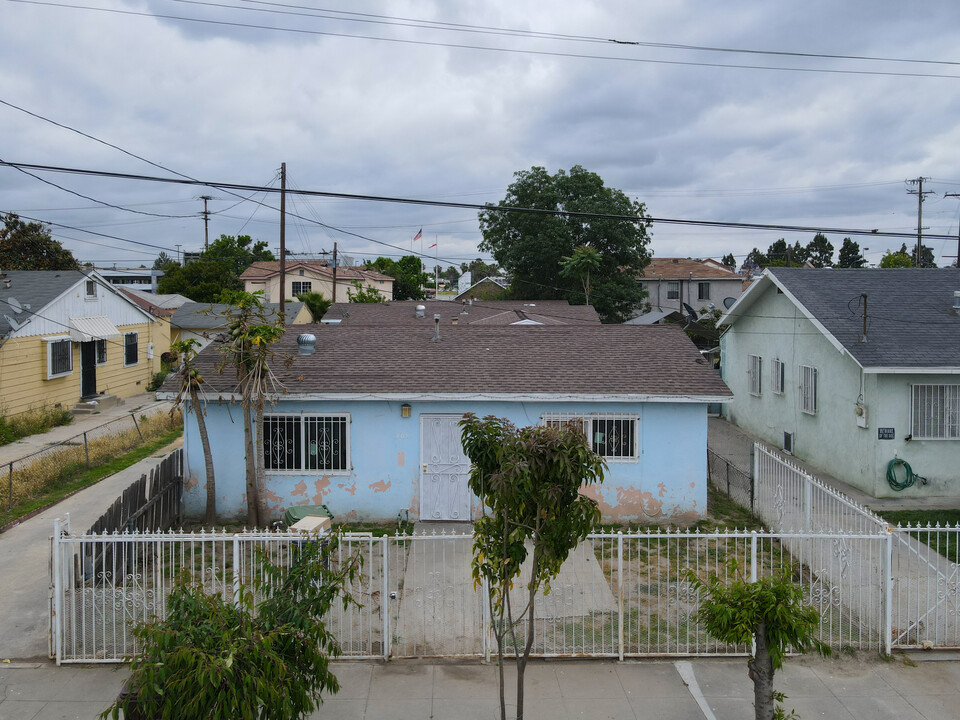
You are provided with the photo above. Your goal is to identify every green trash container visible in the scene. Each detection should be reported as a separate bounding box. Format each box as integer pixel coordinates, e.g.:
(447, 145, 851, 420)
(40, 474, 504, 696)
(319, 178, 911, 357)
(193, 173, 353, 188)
(283, 504, 334, 529)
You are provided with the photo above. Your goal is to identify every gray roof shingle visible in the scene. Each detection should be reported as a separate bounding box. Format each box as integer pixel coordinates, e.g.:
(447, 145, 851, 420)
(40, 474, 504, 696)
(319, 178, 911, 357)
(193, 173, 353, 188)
(170, 324, 731, 399)
(171, 302, 306, 330)
(322, 300, 601, 326)
(733, 268, 960, 368)
(0, 271, 86, 337)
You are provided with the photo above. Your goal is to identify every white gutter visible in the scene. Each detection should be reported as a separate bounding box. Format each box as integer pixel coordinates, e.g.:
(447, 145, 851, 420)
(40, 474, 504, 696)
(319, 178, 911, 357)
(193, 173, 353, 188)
(158, 391, 733, 404)
(862, 366, 960, 375)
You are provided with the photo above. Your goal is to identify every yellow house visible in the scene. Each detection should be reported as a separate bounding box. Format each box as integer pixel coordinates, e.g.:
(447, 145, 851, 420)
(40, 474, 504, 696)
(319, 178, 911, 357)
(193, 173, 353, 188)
(0, 270, 168, 417)
(240, 261, 394, 303)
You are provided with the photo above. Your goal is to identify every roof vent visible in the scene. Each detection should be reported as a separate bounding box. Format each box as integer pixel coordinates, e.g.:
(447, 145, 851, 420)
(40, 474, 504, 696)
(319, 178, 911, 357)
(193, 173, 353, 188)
(415, 304, 426, 319)
(297, 333, 316, 355)
(672, 258, 679, 264)
(954, 290, 960, 315)
(432, 314, 441, 342)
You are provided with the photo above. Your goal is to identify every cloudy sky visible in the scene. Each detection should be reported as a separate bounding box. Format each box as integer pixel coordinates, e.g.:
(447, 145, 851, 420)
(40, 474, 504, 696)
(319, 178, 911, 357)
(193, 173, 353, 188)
(3, 0, 960, 271)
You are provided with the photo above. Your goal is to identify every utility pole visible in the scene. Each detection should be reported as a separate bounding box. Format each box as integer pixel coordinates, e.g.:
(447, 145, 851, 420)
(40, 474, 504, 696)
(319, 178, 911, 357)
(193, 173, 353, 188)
(906, 177, 933, 266)
(199, 195, 213, 251)
(945, 193, 960, 267)
(331, 242, 338, 302)
(279, 163, 287, 320)
(175, 244, 182, 265)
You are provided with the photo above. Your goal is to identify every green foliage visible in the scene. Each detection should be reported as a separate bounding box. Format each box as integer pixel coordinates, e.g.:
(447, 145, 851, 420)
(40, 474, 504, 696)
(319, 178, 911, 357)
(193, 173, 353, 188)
(101, 535, 362, 720)
(368, 255, 428, 300)
(560, 245, 601, 305)
(0, 213, 79, 270)
(722, 253, 736, 268)
(296, 291, 332, 321)
(478, 165, 651, 323)
(880, 244, 913, 268)
(805, 233, 834, 267)
(153, 251, 174, 270)
(459, 258, 499, 283)
(346, 280, 385, 303)
(460, 413, 605, 720)
(745, 247, 768, 268)
(837, 237, 866, 268)
(0, 405, 74, 446)
(158, 235, 274, 302)
(146, 370, 169, 392)
(688, 559, 829, 720)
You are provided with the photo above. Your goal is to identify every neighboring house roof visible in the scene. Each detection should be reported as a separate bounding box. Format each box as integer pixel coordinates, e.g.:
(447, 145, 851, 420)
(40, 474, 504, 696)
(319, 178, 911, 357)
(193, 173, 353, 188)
(119, 288, 190, 317)
(240, 261, 393, 283)
(321, 300, 601, 326)
(639, 258, 742, 280)
(170, 301, 308, 330)
(0, 270, 155, 338)
(163, 324, 731, 400)
(720, 268, 960, 371)
(452, 277, 509, 301)
(623, 310, 685, 325)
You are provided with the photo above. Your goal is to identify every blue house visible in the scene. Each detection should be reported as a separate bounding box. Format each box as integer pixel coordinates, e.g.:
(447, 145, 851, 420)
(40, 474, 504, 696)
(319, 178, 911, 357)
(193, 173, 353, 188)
(160, 324, 731, 524)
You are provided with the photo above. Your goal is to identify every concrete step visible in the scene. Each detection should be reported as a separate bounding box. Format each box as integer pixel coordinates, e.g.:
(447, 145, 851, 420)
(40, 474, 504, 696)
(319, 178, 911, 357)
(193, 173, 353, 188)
(72, 394, 121, 416)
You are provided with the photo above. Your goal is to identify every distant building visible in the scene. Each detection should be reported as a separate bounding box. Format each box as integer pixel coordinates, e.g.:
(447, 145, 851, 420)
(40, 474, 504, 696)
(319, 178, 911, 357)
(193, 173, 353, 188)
(636, 258, 742, 315)
(95, 267, 164, 293)
(240, 261, 394, 303)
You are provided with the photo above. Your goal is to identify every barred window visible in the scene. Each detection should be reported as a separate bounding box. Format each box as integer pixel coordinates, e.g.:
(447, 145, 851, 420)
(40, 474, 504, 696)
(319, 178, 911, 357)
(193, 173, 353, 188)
(666, 282, 680, 300)
(697, 282, 710, 301)
(124, 332, 138, 366)
(541, 413, 638, 461)
(263, 414, 350, 471)
(800, 365, 818, 415)
(771, 359, 785, 395)
(292, 281, 312, 295)
(47, 338, 72, 378)
(911, 385, 960, 439)
(95, 339, 107, 365)
(748, 355, 762, 396)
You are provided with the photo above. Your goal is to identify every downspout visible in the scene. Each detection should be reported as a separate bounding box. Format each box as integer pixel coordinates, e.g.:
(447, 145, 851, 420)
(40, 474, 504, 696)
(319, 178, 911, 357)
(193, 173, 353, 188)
(657, 276, 662, 311)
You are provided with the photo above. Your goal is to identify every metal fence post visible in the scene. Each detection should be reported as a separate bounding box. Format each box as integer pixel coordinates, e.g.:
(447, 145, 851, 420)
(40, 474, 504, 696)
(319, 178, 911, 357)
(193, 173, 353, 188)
(382, 536, 390, 661)
(232, 535, 241, 607)
(52, 517, 62, 665)
(750, 444, 757, 512)
(804, 474, 813, 531)
(883, 529, 893, 656)
(750, 530, 758, 657)
(726, 460, 731, 497)
(131, 413, 144, 442)
(617, 532, 624, 662)
(82, 432, 90, 468)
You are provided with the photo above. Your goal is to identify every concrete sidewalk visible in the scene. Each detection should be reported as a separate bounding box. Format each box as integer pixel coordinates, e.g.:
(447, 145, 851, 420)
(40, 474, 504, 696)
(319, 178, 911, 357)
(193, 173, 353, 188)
(0, 393, 171, 467)
(2, 654, 959, 720)
(0, 437, 182, 661)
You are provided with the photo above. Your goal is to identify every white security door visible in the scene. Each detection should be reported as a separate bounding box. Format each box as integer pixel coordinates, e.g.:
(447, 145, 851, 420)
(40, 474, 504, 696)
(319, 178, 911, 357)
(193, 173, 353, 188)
(419, 414, 472, 521)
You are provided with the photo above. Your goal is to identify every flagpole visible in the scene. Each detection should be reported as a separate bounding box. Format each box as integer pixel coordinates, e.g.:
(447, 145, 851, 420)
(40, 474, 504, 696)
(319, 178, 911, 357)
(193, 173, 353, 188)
(434, 235, 439, 298)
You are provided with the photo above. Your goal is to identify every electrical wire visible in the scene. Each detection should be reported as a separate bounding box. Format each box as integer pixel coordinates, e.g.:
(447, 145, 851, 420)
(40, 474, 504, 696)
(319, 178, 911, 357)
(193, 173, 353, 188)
(7, 0, 960, 80)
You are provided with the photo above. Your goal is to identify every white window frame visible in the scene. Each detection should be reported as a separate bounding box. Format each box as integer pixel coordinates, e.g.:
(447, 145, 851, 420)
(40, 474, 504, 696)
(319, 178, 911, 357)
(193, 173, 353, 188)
(84, 279, 97, 300)
(697, 282, 710, 301)
(800, 365, 818, 415)
(44, 336, 73, 379)
(123, 331, 139, 367)
(771, 359, 785, 395)
(748, 355, 762, 396)
(292, 281, 312, 296)
(910, 384, 960, 440)
(541, 412, 639, 463)
(666, 282, 680, 300)
(95, 339, 107, 366)
(263, 413, 352, 473)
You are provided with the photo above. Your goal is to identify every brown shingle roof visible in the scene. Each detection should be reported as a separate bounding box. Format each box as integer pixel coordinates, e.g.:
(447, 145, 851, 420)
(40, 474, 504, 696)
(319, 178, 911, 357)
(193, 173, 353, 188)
(176, 324, 731, 399)
(240, 261, 392, 282)
(322, 300, 601, 326)
(639, 258, 740, 280)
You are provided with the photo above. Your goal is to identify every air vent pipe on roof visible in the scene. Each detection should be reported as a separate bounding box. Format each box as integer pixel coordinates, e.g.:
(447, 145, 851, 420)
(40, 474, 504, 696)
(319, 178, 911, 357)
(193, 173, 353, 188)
(432, 314, 441, 342)
(297, 333, 316, 355)
(415, 304, 426, 319)
(954, 290, 960, 315)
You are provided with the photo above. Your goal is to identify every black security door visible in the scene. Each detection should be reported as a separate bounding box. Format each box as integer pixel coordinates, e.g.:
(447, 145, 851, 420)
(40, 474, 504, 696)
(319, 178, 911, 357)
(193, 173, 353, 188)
(80, 341, 97, 397)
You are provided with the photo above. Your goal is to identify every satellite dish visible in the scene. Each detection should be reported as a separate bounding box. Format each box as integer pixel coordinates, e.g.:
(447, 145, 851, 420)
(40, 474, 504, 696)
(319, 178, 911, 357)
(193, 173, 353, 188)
(723, 297, 736, 309)
(3, 314, 21, 331)
(681, 302, 698, 322)
(7, 296, 21, 313)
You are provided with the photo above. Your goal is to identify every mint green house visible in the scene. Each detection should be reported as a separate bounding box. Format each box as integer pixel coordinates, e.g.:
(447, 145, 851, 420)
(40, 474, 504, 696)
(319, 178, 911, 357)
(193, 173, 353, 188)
(719, 268, 960, 499)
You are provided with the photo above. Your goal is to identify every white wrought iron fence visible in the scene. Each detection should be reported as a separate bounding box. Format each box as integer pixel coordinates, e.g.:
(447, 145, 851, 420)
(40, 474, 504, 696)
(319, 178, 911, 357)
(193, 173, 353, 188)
(51, 519, 890, 664)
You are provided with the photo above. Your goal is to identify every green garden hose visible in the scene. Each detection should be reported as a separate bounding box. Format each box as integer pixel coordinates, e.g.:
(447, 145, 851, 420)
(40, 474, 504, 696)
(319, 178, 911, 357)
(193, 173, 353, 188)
(886, 458, 926, 491)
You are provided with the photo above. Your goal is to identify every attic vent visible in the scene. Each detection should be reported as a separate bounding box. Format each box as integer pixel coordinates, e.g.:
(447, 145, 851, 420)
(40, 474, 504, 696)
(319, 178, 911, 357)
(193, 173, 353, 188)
(297, 333, 316, 355)
(415, 304, 426, 319)
(953, 290, 960, 315)
(783, 431, 794, 455)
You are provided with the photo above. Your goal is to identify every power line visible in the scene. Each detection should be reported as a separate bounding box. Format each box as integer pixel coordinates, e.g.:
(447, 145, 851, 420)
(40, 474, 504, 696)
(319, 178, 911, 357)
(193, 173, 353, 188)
(5, 161, 960, 243)
(7, 0, 960, 80)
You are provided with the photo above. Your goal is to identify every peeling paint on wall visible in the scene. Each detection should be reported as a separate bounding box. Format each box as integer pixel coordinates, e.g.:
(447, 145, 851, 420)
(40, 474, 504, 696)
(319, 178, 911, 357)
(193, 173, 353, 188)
(312, 476, 331, 505)
(337, 480, 357, 496)
(397, 450, 405, 466)
(291, 480, 307, 498)
(657, 482, 666, 498)
(183, 473, 199, 491)
(369, 479, 391, 493)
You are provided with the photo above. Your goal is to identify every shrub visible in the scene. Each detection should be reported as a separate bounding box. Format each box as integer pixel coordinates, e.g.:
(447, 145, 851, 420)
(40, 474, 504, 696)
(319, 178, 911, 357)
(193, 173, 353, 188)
(0, 405, 74, 447)
(147, 370, 169, 392)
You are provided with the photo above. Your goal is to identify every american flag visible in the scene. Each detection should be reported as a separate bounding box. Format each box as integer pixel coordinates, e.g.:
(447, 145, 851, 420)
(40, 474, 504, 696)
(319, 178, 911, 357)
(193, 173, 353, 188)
(428, 242, 437, 249)
(412, 228, 422, 242)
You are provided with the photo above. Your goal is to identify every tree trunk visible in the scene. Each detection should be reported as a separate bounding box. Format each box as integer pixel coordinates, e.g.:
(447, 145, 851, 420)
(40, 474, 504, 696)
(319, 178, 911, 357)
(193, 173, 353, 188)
(254, 398, 269, 525)
(516, 549, 540, 720)
(748, 623, 776, 720)
(190, 387, 217, 525)
(242, 396, 259, 528)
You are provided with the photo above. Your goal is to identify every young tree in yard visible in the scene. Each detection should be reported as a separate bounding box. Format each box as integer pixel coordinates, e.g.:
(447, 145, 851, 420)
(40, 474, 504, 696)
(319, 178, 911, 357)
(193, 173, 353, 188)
(687, 560, 830, 720)
(346, 280, 385, 303)
(880, 244, 913, 268)
(169, 339, 217, 524)
(216, 291, 285, 527)
(460, 414, 605, 720)
(102, 535, 362, 720)
(296, 291, 332, 321)
(478, 165, 651, 323)
(560, 245, 601, 307)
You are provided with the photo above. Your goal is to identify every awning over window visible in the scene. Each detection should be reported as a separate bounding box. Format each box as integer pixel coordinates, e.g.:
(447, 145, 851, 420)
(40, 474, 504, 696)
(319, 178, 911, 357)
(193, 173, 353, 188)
(68, 316, 121, 342)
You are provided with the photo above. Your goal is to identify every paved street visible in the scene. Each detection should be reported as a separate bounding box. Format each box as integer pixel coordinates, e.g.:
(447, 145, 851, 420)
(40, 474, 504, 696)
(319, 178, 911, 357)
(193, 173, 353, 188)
(3, 654, 960, 720)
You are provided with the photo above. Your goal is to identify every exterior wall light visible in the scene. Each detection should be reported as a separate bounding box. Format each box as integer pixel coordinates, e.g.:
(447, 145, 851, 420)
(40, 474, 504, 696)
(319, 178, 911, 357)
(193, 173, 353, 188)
(400, 403, 411, 418)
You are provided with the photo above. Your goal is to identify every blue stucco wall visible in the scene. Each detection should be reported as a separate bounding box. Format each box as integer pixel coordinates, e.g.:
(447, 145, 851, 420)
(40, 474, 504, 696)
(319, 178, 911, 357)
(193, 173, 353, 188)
(182, 399, 708, 524)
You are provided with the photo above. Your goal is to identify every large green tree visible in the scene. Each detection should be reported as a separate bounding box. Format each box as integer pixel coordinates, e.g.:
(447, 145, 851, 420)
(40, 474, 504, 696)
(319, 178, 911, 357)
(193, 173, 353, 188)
(478, 166, 651, 323)
(806, 232, 834, 268)
(837, 237, 866, 268)
(880, 243, 914, 268)
(0, 213, 79, 270)
(459, 258, 499, 283)
(158, 234, 274, 302)
(368, 255, 428, 300)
